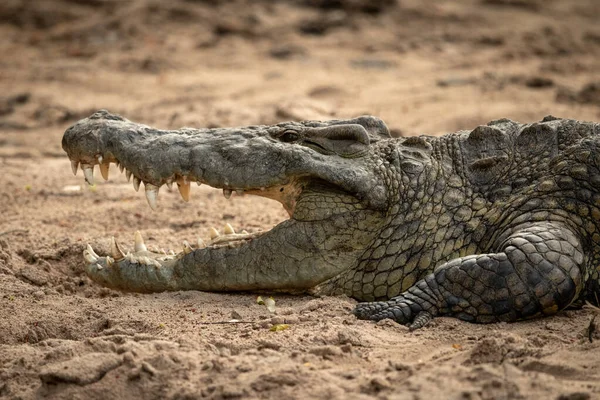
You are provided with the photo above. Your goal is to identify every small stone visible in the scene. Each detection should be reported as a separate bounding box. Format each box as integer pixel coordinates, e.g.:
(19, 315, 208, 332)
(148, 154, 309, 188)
(308, 346, 342, 358)
(39, 353, 123, 385)
(230, 310, 243, 320)
(259, 321, 271, 329)
(340, 344, 353, 353)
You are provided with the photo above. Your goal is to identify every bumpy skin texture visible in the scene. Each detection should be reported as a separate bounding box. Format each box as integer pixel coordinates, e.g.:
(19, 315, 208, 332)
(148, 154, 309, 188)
(62, 111, 600, 328)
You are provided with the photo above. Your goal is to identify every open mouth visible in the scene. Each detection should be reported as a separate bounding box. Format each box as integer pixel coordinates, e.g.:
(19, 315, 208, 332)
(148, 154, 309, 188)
(73, 156, 309, 268)
(62, 110, 388, 292)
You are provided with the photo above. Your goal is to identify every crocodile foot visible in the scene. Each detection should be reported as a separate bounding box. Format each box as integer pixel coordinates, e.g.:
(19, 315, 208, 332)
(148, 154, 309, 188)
(354, 296, 434, 331)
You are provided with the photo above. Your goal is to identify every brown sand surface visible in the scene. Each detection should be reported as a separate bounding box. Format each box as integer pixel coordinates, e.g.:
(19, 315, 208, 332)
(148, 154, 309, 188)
(1, 0, 600, 399)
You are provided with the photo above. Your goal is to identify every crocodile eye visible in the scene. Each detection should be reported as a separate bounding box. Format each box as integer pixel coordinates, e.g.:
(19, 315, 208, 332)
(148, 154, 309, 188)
(280, 131, 300, 143)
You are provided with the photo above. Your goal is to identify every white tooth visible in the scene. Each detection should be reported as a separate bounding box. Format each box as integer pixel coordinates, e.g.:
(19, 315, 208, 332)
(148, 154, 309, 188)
(197, 238, 205, 248)
(127, 253, 138, 264)
(183, 241, 193, 254)
(96, 263, 103, 270)
(161, 248, 167, 255)
(177, 177, 191, 202)
(223, 189, 232, 199)
(209, 227, 220, 239)
(235, 189, 244, 196)
(118, 163, 124, 173)
(168, 249, 176, 255)
(241, 230, 249, 234)
(86, 244, 99, 259)
(144, 183, 159, 210)
(133, 176, 141, 192)
(152, 260, 161, 268)
(99, 162, 110, 181)
(82, 165, 94, 185)
(106, 257, 114, 266)
(134, 231, 147, 252)
(126, 170, 132, 182)
(111, 237, 125, 260)
(83, 250, 97, 263)
(97, 155, 103, 164)
(142, 257, 151, 265)
(224, 223, 235, 235)
(71, 160, 79, 175)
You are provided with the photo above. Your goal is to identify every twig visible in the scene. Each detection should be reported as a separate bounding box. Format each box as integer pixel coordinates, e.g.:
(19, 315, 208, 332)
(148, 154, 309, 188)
(195, 320, 254, 325)
(0, 229, 29, 237)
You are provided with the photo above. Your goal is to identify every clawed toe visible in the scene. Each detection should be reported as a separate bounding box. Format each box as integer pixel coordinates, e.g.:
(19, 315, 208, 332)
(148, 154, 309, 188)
(354, 297, 433, 330)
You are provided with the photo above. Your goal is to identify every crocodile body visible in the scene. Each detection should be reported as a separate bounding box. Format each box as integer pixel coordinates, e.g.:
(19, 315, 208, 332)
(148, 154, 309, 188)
(62, 110, 600, 328)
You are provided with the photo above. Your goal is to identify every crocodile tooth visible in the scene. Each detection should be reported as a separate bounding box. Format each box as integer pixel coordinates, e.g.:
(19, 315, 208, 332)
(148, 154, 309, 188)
(126, 170, 132, 182)
(134, 231, 148, 252)
(168, 249, 176, 255)
(197, 238, 205, 248)
(183, 241, 193, 254)
(106, 256, 114, 266)
(152, 259, 161, 268)
(209, 227, 220, 239)
(111, 237, 125, 260)
(142, 256, 151, 265)
(96, 263, 103, 270)
(99, 162, 110, 181)
(118, 163, 124, 173)
(133, 176, 141, 192)
(97, 155, 103, 164)
(82, 165, 94, 185)
(144, 183, 159, 210)
(177, 178, 191, 202)
(126, 253, 138, 264)
(241, 230, 249, 234)
(223, 189, 232, 199)
(161, 248, 167, 255)
(235, 189, 244, 196)
(83, 249, 97, 263)
(87, 244, 100, 259)
(224, 223, 235, 235)
(70, 160, 79, 176)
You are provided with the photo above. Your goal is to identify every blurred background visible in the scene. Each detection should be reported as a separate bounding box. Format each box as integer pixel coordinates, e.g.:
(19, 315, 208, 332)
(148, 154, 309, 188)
(1, 0, 599, 154)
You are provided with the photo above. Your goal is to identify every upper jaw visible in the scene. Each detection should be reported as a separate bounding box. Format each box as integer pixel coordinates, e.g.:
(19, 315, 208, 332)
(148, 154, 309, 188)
(62, 110, 390, 212)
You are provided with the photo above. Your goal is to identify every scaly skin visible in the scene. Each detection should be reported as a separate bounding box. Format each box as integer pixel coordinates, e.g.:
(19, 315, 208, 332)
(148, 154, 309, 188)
(62, 111, 600, 329)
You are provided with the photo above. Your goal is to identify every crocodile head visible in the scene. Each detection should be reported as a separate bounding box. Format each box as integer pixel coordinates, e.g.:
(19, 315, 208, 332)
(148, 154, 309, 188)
(62, 110, 394, 292)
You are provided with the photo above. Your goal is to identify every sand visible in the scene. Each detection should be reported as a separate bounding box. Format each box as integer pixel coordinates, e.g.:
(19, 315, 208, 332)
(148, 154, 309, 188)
(1, 0, 600, 399)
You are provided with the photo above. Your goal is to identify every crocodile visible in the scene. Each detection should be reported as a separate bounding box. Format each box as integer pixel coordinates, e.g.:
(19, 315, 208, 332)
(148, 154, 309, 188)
(62, 110, 600, 329)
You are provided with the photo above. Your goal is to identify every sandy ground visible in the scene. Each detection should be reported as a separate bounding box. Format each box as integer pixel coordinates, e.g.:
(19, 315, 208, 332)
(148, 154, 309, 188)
(1, 0, 600, 399)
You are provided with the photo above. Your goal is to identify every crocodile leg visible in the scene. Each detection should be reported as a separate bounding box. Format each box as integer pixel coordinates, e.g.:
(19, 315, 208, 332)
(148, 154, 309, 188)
(353, 222, 586, 329)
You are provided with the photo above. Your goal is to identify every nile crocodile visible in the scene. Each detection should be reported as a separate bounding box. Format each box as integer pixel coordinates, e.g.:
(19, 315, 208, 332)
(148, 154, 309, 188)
(62, 110, 600, 329)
